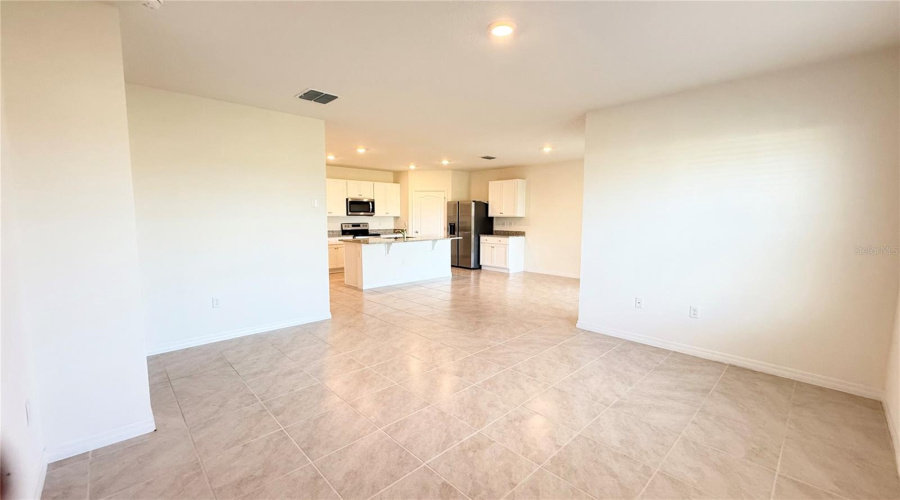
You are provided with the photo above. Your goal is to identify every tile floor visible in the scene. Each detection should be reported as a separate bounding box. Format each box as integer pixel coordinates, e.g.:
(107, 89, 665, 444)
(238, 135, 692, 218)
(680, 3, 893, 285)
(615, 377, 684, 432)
(43, 270, 900, 499)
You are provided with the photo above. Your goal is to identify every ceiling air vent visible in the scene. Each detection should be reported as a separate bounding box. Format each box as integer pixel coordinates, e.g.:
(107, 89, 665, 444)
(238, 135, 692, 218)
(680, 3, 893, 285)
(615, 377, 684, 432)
(480, 155, 496, 160)
(296, 89, 339, 104)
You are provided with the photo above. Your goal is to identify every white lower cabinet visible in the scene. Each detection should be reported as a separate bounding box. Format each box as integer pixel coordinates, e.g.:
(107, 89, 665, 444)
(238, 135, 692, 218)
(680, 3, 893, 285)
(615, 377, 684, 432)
(328, 243, 345, 272)
(480, 236, 524, 273)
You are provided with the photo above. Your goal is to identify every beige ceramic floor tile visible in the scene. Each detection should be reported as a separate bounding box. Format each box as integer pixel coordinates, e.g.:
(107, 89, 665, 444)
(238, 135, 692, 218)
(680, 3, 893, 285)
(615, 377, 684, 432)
(581, 409, 681, 468)
(436, 385, 514, 429)
(105, 461, 214, 500)
(315, 431, 422, 500)
(42, 460, 89, 500)
(400, 370, 472, 403)
(285, 401, 378, 460)
(346, 343, 405, 366)
(439, 356, 506, 384)
(203, 430, 309, 499)
(304, 354, 366, 380)
(659, 438, 775, 500)
(160, 345, 230, 381)
(544, 434, 653, 499)
(611, 391, 698, 434)
(371, 355, 433, 383)
(189, 403, 281, 460)
(506, 467, 592, 500)
(170, 366, 259, 426)
(473, 345, 533, 368)
(384, 406, 476, 462)
(429, 433, 536, 500)
(524, 386, 606, 431)
(323, 368, 394, 401)
(47, 452, 90, 472)
(639, 472, 716, 500)
(349, 385, 429, 427)
(263, 384, 344, 427)
(772, 475, 843, 500)
(239, 464, 338, 500)
(244, 368, 317, 402)
(511, 356, 575, 385)
(483, 407, 576, 464)
(373, 466, 467, 500)
(477, 369, 549, 406)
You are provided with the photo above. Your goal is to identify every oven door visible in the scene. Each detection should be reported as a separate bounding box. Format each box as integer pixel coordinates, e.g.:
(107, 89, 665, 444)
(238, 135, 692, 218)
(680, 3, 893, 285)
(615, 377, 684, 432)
(346, 198, 375, 216)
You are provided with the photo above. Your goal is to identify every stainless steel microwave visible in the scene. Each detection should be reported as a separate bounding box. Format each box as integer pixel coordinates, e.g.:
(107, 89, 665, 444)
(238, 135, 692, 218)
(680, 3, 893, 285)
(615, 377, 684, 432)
(346, 198, 375, 216)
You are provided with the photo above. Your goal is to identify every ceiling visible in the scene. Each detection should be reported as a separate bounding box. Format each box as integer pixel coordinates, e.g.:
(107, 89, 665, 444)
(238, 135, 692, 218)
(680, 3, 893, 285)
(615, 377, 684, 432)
(118, 1, 899, 171)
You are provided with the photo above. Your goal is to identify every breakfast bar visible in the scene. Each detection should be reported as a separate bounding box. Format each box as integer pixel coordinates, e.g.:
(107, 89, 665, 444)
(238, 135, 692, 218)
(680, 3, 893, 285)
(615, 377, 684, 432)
(341, 236, 460, 290)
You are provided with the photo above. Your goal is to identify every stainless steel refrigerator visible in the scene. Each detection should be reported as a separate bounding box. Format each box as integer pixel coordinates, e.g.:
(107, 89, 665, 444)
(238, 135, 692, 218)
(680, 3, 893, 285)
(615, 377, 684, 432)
(448, 201, 493, 269)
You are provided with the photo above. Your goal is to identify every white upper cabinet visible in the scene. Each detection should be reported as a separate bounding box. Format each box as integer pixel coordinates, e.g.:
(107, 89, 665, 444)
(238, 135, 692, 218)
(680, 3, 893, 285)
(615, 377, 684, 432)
(326, 179, 347, 216)
(346, 180, 374, 199)
(488, 179, 526, 217)
(373, 182, 401, 217)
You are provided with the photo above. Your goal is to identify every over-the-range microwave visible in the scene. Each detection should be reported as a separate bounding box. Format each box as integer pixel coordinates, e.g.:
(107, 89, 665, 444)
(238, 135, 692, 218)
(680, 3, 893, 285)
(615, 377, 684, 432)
(346, 198, 375, 216)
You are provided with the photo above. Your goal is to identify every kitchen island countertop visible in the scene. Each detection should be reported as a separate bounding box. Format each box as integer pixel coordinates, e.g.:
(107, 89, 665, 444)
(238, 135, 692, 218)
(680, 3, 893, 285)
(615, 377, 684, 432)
(339, 236, 461, 245)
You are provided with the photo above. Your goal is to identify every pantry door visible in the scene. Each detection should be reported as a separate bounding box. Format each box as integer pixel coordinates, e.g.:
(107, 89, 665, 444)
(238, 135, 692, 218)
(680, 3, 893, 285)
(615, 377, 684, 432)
(412, 191, 446, 238)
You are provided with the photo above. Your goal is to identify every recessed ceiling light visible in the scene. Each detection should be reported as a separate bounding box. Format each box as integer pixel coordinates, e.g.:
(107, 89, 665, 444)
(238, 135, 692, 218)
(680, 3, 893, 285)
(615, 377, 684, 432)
(327, 154, 335, 160)
(409, 164, 417, 170)
(541, 146, 553, 153)
(489, 21, 515, 37)
(356, 147, 367, 154)
(441, 160, 450, 166)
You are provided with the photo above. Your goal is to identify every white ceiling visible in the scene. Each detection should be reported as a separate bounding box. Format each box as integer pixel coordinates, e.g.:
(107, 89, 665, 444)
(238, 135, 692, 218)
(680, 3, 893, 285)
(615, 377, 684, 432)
(118, 1, 899, 171)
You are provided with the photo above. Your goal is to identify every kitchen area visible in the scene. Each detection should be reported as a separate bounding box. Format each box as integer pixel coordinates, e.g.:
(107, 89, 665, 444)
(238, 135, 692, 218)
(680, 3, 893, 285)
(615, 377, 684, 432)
(326, 169, 526, 289)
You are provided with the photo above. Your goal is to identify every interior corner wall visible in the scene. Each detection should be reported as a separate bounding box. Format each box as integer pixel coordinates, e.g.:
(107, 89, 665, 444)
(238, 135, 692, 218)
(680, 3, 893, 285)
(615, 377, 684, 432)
(888, 50, 900, 476)
(579, 49, 900, 397)
(0, 1, 153, 483)
(126, 85, 331, 354)
(469, 160, 584, 278)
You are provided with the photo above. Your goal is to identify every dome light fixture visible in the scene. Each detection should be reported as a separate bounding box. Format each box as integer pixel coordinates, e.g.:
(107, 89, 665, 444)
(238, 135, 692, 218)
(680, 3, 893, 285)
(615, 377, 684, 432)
(489, 21, 515, 37)
(356, 147, 367, 154)
(441, 160, 450, 166)
(327, 154, 335, 160)
(409, 164, 417, 170)
(541, 145, 553, 153)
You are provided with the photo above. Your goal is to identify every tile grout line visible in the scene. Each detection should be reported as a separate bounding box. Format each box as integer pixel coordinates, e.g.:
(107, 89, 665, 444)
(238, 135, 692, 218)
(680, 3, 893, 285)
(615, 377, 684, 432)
(634, 361, 728, 499)
(769, 380, 798, 500)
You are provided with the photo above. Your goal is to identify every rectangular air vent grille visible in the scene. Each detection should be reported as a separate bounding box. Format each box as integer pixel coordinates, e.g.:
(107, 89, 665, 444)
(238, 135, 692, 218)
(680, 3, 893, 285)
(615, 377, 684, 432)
(296, 89, 339, 104)
(480, 155, 496, 160)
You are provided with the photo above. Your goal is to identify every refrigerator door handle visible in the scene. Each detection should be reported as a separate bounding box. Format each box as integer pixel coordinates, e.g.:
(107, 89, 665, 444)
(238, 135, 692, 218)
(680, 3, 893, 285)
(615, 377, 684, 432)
(448, 222, 456, 236)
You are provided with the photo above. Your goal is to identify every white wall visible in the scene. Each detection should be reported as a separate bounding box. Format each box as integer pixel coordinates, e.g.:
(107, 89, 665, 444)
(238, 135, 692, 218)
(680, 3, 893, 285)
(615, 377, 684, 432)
(580, 49, 899, 397)
(326, 165, 397, 231)
(887, 303, 900, 474)
(470, 160, 584, 278)
(1, 2, 154, 486)
(126, 85, 331, 354)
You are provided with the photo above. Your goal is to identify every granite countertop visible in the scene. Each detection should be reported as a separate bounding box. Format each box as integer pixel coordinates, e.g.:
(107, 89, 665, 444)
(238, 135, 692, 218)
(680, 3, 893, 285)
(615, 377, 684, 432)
(483, 234, 526, 238)
(339, 236, 461, 245)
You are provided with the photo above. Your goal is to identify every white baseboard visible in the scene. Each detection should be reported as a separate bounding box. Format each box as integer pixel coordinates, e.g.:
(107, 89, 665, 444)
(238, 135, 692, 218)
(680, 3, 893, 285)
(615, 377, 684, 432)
(576, 320, 884, 400)
(45, 416, 156, 463)
(31, 449, 48, 500)
(147, 312, 332, 356)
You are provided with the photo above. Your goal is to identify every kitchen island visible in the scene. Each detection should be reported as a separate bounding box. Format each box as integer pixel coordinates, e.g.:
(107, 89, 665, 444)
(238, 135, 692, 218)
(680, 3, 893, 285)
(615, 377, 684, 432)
(341, 236, 460, 290)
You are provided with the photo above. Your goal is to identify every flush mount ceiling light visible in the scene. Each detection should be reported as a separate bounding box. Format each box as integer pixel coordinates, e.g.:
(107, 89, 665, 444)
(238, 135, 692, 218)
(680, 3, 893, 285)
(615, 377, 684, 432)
(409, 164, 417, 170)
(356, 147, 367, 154)
(441, 160, 450, 166)
(541, 146, 553, 153)
(489, 21, 515, 37)
(327, 154, 335, 160)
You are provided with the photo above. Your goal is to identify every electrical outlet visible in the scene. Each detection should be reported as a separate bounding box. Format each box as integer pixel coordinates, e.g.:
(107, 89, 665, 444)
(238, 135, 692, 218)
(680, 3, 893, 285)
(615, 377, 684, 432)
(634, 297, 643, 309)
(212, 297, 221, 309)
(689, 306, 699, 319)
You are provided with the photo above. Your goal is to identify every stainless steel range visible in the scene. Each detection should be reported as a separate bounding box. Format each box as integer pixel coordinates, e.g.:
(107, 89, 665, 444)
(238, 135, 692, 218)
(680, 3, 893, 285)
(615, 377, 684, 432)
(341, 222, 378, 238)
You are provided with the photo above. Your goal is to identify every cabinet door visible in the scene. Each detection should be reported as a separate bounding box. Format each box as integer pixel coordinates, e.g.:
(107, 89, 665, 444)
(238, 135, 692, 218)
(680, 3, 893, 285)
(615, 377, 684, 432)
(501, 180, 517, 216)
(373, 182, 387, 214)
(488, 181, 503, 216)
(326, 179, 347, 216)
(385, 183, 401, 216)
(328, 246, 337, 268)
(335, 245, 345, 267)
(493, 244, 508, 268)
(480, 243, 492, 266)
(347, 180, 374, 198)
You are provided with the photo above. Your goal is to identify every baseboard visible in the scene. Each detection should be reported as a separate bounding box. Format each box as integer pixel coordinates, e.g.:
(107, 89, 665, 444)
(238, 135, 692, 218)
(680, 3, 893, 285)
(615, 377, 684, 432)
(576, 320, 884, 400)
(884, 399, 900, 477)
(523, 269, 581, 279)
(31, 448, 48, 500)
(45, 416, 156, 463)
(147, 312, 332, 356)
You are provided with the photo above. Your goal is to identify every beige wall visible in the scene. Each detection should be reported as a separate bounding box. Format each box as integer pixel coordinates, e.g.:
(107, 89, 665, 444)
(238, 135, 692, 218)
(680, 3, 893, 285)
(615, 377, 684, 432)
(580, 49, 899, 397)
(326, 165, 394, 183)
(1, 2, 153, 488)
(127, 84, 331, 354)
(470, 160, 584, 278)
(887, 303, 900, 475)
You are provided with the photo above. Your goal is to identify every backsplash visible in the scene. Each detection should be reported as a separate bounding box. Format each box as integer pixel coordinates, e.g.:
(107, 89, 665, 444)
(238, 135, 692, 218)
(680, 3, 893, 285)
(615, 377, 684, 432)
(493, 230, 526, 236)
(327, 229, 399, 237)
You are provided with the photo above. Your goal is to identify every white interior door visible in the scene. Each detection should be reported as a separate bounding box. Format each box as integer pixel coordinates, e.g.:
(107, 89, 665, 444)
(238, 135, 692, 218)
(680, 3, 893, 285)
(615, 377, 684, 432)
(413, 191, 446, 237)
